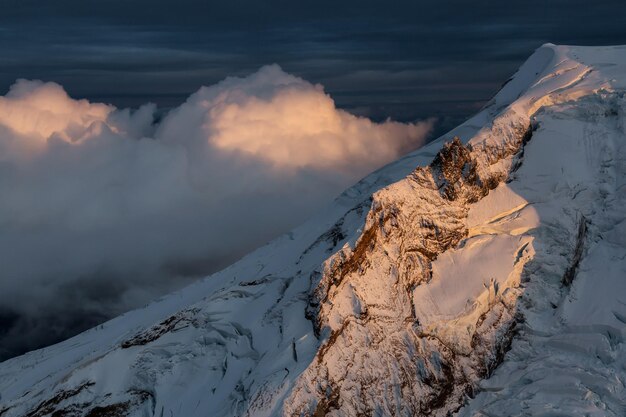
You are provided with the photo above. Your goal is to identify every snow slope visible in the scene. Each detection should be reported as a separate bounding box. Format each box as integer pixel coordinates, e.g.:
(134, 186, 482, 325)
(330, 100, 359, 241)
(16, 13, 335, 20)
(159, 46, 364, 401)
(1, 44, 626, 416)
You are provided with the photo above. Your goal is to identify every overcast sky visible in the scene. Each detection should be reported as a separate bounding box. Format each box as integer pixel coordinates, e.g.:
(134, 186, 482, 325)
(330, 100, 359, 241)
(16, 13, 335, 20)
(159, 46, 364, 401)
(2, 0, 626, 135)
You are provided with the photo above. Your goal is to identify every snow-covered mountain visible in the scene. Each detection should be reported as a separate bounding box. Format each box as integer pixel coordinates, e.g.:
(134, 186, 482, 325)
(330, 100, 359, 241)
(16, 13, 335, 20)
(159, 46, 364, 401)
(1, 43, 626, 416)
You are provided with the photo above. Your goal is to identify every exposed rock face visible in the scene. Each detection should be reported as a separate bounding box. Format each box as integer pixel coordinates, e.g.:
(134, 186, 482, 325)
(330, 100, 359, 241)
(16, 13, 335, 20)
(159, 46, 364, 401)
(289, 118, 532, 417)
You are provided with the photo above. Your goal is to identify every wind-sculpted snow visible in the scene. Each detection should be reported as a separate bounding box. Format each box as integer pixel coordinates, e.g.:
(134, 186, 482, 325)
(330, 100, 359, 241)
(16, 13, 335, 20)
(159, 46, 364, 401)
(459, 91, 626, 417)
(2, 44, 626, 417)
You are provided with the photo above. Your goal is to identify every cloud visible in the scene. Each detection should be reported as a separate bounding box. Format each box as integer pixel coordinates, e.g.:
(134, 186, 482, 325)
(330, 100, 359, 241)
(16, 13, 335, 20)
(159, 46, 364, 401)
(157, 65, 428, 172)
(0, 65, 433, 360)
(0, 79, 112, 143)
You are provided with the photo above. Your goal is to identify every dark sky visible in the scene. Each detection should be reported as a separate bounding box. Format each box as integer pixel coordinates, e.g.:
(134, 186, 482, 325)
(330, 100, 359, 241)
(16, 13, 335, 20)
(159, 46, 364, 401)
(2, 0, 626, 136)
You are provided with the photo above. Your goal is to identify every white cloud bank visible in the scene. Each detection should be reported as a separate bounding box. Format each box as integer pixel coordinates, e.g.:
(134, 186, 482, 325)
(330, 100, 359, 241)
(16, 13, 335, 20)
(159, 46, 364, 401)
(0, 65, 433, 359)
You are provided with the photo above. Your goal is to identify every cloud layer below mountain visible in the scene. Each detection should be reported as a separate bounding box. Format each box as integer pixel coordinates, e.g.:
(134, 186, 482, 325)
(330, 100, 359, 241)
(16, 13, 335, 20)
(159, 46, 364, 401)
(0, 65, 433, 360)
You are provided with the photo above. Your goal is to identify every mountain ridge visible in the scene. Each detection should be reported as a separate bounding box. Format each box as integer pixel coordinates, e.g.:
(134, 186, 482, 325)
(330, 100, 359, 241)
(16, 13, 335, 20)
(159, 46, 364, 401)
(2, 43, 626, 417)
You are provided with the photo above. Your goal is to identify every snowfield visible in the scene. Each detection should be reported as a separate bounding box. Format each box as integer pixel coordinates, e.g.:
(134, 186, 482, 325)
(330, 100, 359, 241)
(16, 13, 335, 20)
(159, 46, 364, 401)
(1, 44, 626, 416)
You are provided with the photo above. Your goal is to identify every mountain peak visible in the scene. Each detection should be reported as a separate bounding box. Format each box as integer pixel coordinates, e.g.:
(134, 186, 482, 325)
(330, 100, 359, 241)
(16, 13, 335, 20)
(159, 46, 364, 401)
(2, 44, 626, 417)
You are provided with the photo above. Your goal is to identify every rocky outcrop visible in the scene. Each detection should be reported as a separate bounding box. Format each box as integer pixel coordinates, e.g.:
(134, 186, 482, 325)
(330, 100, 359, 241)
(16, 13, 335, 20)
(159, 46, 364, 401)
(288, 116, 533, 417)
